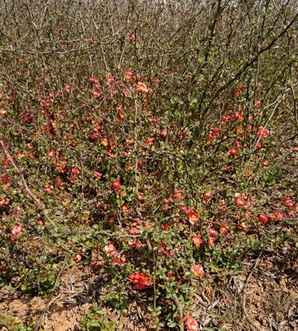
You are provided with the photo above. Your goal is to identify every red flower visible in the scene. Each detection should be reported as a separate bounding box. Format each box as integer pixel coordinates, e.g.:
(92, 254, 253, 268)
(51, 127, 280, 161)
(208, 127, 221, 143)
(255, 142, 262, 150)
(112, 177, 121, 193)
(258, 214, 270, 225)
(228, 147, 238, 157)
(92, 89, 101, 98)
(159, 243, 175, 257)
(160, 128, 168, 139)
(184, 314, 199, 331)
(187, 210, 199, 224)
(128, 272, 152, 290)
(255, 100, 262, 109)
(221, 114, 232, 123)
(180, 206, 199, 224)
(161, 223, 171, 231)
(144, 137, 155, 146)
(232, 111, 244, 121)
(44, 184, 53, 194)
(191, 264, 205, 279)
(124, 69, 135, 82)
(74, 254, 82, 263)
(233, 83, 246, 97)
(10, 223, 23, 241)
(270, 210, 286, 221)
(218, 199, 228, 213)
(89, 76, 100, 85)
(104, 243, 126, 266)
(257, 127, 270, 138)
(281, 196, 295, 209)
(69, 167, 80, 183)
(104, 243, 118, 256)
(2, 158, 10, 168)
(20, 111, 34, 125)
(0, 174, 11, 186)
(234, 140, 241, 149)
(94, 171, 102, 179)
(136, 82, 150, 94)
(192, 234, 204, 248)
(71, 167, 80, 176)
(127, 31, 136, 43)
(234, 193, 250, 209)
(0, 196, 10, 208)
(128, 221, 142, 235)
(202, 191, 214, 205)
(111, 255, 126, 266)
(128, 239, 145, 249)
(106, 73, 116, 85)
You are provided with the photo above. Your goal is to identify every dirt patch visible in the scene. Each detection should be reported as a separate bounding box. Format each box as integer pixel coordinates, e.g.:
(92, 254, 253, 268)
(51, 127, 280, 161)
(242, 275, 297, 330)
(0, 267, 91, 330)
(0, 299, 91, 331)
(1, 258, 297, 330)
(240, 254, 298, 331)
(187, 251, 298, 331)
(42, 303, 91, 331)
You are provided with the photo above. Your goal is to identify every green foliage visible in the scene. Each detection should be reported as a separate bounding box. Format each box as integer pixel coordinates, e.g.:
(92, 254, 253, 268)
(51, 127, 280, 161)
(101, 285, 129, 311)
(261, 165, 283, 186)
(80, 307, 116, 331)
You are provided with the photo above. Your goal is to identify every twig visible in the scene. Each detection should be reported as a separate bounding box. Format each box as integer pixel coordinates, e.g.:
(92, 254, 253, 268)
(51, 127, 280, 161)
(172, 294, 184, 331)
(192, 10, 298, 122)
(0, 139, 44, 209)
(0, 139, 57, 229)
(241, 253, 262, 331)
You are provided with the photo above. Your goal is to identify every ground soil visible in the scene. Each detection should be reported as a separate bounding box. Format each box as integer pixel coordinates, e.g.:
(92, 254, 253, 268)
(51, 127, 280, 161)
(0, 252, 297, 331)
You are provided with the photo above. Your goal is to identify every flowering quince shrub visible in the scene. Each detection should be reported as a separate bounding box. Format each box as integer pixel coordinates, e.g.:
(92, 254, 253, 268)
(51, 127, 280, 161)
(0, 0, 297, 329)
